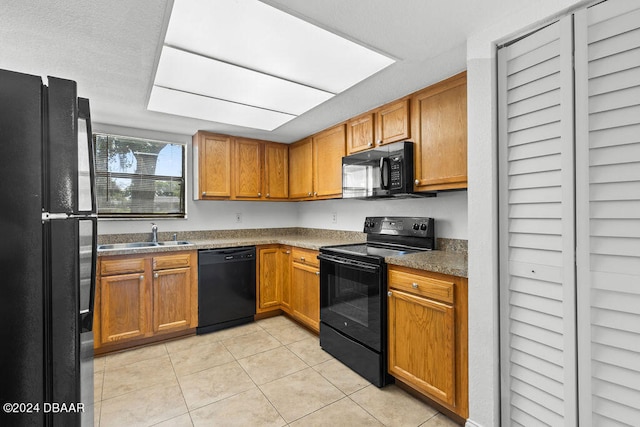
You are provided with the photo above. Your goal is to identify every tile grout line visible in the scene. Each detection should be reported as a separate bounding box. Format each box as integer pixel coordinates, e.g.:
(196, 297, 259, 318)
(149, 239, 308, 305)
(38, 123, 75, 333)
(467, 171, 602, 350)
(164, 342, 195, 427)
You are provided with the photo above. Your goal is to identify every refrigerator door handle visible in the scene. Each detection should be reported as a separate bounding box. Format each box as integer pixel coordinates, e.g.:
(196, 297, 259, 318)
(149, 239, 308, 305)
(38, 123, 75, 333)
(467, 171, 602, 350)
(77, 97, 97, 215)
(80, 217, 97, 333)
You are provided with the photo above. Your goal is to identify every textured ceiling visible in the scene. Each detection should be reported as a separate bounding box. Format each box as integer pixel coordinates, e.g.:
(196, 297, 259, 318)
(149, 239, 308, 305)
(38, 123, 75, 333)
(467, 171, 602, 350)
(0, 0, 531, 143)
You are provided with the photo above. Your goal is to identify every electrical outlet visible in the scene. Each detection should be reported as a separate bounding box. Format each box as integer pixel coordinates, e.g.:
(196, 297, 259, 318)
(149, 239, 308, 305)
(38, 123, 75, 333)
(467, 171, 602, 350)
(331, 212, 337, 223)
(235, 213, 242, 223)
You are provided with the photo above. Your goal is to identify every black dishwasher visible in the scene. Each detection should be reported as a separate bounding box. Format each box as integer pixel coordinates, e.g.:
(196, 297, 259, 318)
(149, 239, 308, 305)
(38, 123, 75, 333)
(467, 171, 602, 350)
(197, 246, 256, 334)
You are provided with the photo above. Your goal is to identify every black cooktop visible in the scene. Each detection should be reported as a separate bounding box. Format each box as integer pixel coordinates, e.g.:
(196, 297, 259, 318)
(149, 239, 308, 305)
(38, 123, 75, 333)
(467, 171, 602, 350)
(322, 243, 420, 259)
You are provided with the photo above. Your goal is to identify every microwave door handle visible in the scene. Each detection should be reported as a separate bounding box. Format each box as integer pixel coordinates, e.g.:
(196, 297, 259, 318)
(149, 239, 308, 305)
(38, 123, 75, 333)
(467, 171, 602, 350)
(380, 157, 390, 190)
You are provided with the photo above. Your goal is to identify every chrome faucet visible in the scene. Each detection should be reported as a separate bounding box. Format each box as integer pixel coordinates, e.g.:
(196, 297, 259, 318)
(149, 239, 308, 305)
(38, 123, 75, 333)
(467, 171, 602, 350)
(151, 223, 158, 243)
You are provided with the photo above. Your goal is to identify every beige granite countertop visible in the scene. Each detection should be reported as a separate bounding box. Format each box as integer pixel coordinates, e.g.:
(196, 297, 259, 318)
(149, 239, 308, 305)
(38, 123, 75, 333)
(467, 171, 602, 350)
(98, 228, 468, 277)
(385, 250, 468, 278)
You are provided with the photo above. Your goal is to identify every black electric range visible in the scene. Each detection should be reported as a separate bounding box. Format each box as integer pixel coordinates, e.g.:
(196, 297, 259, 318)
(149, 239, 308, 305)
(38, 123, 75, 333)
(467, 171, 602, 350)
(318, 216, 434, 387)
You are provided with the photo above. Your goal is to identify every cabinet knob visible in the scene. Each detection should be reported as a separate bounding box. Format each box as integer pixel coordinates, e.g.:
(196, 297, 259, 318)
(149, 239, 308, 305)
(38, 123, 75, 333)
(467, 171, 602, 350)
(367, 142, 373, 147)
(301, 257, 305, 261)
(414, 179, 420, 185)
(266, 193, 270, 198)
(257, 192, 262, 197)
(315, 271, 320, 276)
(412, 282, 419, 289)
(139, 275, 144, 281)
(308, 192, 312, 196)
(154, 273, 159, 279)
(314, 192, 318, 196)
(387, 291, 393, 297)
(202, 191, 206, 197)
(285, 251, 291, 254)
(377, 140, 382, 145)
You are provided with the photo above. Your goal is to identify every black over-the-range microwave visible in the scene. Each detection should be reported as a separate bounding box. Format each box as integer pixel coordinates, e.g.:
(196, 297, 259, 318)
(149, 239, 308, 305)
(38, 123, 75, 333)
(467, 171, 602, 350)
(342, 141, 435, 199)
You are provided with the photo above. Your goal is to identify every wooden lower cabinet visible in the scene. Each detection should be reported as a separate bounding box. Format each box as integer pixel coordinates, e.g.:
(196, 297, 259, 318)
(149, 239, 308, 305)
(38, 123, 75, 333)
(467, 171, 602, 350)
(99, 272, 149, 343)
(94, 250, 198, 353)
(257, 245, 291, 313)
(387, 266, 468, 419)
(290, 248, 320, 332)
(152, 267, 192, 334)
(256, 245, 319, 332)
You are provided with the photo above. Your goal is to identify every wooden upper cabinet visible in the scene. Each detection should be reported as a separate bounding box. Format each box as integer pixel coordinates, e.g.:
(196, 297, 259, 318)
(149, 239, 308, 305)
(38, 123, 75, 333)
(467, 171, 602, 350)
(234, 138, 263, 199)
(412, 72, 467, 191)
(346, 113, 375, 154)
(289, 138, 314, 199)
(193, 132, 232, 199)
(312, 124, 345, 198)
(376, 98, 410, 146)
(264, 142, 289, 199)
(346, 99, 410, 155)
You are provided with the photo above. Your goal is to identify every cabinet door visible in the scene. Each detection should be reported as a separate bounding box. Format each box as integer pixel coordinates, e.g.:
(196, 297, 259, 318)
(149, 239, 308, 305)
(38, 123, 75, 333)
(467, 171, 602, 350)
(279, 247, 292, 312)
(258, 247, 281, 312)
(152, 267, 191, 334)
(388, 289, 455, 406)
(234, 138, 263, 199)
(197, 133, 232, 198)
(100, 273, 149, 344)
(376, 99, 410, 146)
(312, 124, 346, 198)
(289, 138, 313, 199)
(346, 113, 375, 154)
(291, 262, 320, 332)
(412, 72, 467, 191)
(265, 143, 289, 199)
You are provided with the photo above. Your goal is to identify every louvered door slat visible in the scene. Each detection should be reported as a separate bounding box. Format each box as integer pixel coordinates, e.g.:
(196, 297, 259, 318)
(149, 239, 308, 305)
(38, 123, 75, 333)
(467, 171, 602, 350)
(576, 1, 640, 425)
(499, 15, 577, 426)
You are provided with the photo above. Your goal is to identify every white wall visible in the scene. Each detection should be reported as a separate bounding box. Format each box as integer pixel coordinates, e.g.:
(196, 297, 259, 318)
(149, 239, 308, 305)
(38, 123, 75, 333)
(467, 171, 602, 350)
(465, 1, 590, 426)
(297, 192, 467, 239)
(94, 123, 468, 238)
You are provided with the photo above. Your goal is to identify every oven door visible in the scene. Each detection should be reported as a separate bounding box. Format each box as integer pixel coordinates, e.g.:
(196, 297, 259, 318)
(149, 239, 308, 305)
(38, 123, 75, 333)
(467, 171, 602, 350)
(319, 253, 384, 351)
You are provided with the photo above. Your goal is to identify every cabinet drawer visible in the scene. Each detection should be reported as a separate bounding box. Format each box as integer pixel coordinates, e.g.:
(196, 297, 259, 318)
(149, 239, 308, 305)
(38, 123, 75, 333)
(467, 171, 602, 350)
(388, 268, 454, 304)
(291, 248, 319, 268)
(100, 258, 145, 276)
(153, 253, 192, 270)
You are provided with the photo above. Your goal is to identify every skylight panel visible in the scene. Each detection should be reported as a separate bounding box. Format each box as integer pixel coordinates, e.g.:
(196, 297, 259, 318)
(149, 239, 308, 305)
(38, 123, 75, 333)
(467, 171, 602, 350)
(149, 0, 395, 130)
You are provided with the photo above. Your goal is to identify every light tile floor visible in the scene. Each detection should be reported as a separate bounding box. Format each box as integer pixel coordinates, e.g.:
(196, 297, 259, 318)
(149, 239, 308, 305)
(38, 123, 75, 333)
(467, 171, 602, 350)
(94, 315, 460, 427)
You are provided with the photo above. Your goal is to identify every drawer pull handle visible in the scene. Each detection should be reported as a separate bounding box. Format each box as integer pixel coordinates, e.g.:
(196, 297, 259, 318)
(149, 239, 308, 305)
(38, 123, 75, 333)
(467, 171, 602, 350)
(412, 282, 419, 289)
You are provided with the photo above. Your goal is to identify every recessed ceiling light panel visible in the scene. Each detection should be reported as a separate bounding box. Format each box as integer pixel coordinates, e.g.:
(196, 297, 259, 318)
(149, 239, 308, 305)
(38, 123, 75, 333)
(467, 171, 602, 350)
(148, 86, 296, 131)
(149, 0, 395, 130)
(154, 46, 334, 115)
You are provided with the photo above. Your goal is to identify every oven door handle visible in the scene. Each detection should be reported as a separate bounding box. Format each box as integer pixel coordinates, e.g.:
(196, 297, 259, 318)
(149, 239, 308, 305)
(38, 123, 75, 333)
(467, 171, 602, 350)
(318, 254, 380, 272)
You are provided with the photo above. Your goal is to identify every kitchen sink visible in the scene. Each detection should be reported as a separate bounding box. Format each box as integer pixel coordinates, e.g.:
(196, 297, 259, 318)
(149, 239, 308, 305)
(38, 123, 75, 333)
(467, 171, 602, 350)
(97, 241, 193, 251)
(156, 241, 193, 246)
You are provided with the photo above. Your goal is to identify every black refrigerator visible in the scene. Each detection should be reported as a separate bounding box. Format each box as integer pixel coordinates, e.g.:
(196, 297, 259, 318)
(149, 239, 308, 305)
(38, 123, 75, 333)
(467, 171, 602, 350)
(0, 69, 97, 426)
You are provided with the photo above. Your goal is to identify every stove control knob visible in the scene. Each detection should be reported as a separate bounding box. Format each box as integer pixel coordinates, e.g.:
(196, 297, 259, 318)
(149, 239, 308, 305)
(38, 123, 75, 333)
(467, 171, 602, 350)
(420, 223, 428, 231)
(412, 223, 420, 230)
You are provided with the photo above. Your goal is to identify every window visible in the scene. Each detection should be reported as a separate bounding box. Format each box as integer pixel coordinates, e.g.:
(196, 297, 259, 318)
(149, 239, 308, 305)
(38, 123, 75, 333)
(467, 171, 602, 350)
(93, 133, 185, 218)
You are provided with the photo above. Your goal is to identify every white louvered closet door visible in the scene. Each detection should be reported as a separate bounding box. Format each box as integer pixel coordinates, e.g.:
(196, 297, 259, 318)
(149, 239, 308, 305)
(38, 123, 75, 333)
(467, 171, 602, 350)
(498, 16, 578, 427)
(575, 1, 640, 425)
